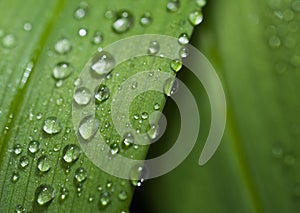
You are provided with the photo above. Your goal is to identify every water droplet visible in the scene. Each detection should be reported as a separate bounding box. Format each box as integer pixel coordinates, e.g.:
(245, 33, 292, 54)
(141, 112, 149, 120)
(166, 0, 180, 12)
(54, 39, 72, 54)
(20, 156, 29, 168)
(74, 3, 88, 20)
(178, 33, 189, 45)
(99, 191, 111, 207)
(153, 103, 161, 110)
(92, 31, 103, 44)
(189, 11, 203, 26)
(23, 22, 32, 31)
(60, 187, 69, 201)
(43, 116, 62, 135)
(53, 143, 61, 152)
(112, 11, 134, 34)
(63, 144, 81, 163)
(148, 41, 160, 55)
(37, 155, 51, 172)
(122, 133, 134, 148)
(75, 167, 88, 182)
(74, 87, 92, 106)
(179, 47, 189, 58)
(95, 84, 110, 103)
(78, 28, 88, 37)
(11, 172, 19, 183)
(15, 204, 26, 213)
(269, 35, 281, 48)
(2, 34, 16, 48)
(140, 12, 152, 26)
(35, 184, 55, 206)
(106, 181, 113, 189)
(170, 59, 182, 72)
(118, 190, 128, 201)
(164, 78, 178, 96)
(88, 194, 94, 202)
(13, 144, 23, 155)
(147, 124, 160, 140)
(28, 141, 40, 153)
(52, 62, 73, 80)
(129, 164, 147, 186)
(105, 10, 115, 19)
(131, 81, 138, 89)
(91, 51, 116, 76)
(78, 116, 99, 141)
(110, 143, 120, 155)
(74, 78, 82, 87)
(196, 0, 206, 7)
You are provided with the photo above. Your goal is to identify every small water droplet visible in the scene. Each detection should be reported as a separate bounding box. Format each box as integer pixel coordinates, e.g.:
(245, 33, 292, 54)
(153, 103, 161, 110)
(129, 164, 147, 187)
(78, 28, 88, 37)
(28, 141, 40, 153)
(11, 172, 19, 183)
(75, 167, 88, 182)
(20, 156, 29, 168)
(52, 62, 73, 80)
(148, 41, 160, 55)
(141, 112, 149, 120)
(74, 87, 92, 106)
(110, 143, 120, 155)
(95, 84, 110, 103)
(92, 31, 103, 44)
(74, 3, 88, 20)
(54, 39, 72, 54)
(78, 116, 99, 141)
(140, 12, 152, 26)
(91, 51, 116, 76)
(164, 78, 178, 96)
(196, 0, 206, 7)
(15, 204, 26, 213)
(179, 47, 189, 58)
(35, 184, 55, 206)
(2, 34, 16, 48)
(63, 144, 81, 163)
(13, 144, 23, 155)
(178, 33, 189, 45)
(99, 191, 111, 207)
(122, 133, 134, 148)
(112, 11, 134, 33)
(37, 155, 51, 172)
(166, 0, 180, 12)
(170, 59, 182, 72)
(23, 22, 32, 31)
(60, 187, 69, 201)
(118, 190, 128, 201)
(43, 116, 62, 135)
(189, 10, 203, 26)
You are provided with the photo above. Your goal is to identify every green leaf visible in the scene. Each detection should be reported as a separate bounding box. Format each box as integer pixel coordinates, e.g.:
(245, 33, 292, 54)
(139, 0, 300, 212)
(0, 0, 202, 212)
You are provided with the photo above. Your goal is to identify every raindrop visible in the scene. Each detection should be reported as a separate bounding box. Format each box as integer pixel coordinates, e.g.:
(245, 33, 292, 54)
(92, 31, 103, 44)
(95, 84, 110, 103)
(75, 167, 88, 182)
(60, 187, 69, 201)
(131, 81, 138, 89)
(78, 116, 99, 141)
(78, 28, 88, 37)
(110, 143, 120, 155)
(148, 41, 160, 55)
(112, 11, 134, 34)
(170, 59, 182, 72)
(179, 47, 189, 58)
(13, 144, 23, 155)
(141, 112, 149, 120)
(99, 191, 111, 207)
(74, 3, 88, 20)
(147, 124, 160, 140)
(37, 155, 51, 172)
(2, 34, 16, 48)
(196, 0, 206, 7)
(164, 78, 178, 96)
(90, 51, 116, 76)
(52, 62, 73, 80)
(63, 144, 81, 163)
(15, 204, 26, 213)
(118, 191, 128, 201)
(129, 164, 147, 186)
(54, 39, 72, 54)
(122, 133, 134, 148)
(23, 22, 32, 31)
(153, 103, 161, 110)
(74, 78, 82, 87)
(189, 10, 203, 26)
(20, 156, 29, 168)
(73, 87, 92, 106)
(43, 116, 62, 135)
(106, 181, 113, 189)
(166, 0, 180, 12)
(35, 184, 55, 206)
(11, 172, 19, 183)
(140, 12, 152, 26)
(28, 141, 40, 153)
(178, 33, 189, 45)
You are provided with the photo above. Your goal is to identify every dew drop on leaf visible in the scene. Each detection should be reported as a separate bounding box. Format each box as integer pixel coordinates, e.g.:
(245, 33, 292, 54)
(74, 87, 92, 106)
(122, 133, 134, 148)
(166, 0, 180, 12)
(78, 28, 88, 37)
(129, 164, 147, 187)
(164, 78, 178, 96)
(54, 39, 72, 54)
(13, 144, 23, 155)
(78, 116, 99, 141)
(35, 184, 55, 206)
(92, 31, 103, 44)
(95, 84, 110, 103)
(62, 144, 81, 163)
(112, 10, 134, 33)
(2, 34, 16, 48)
(148, 41, 160, 55)
(60, 187, 69, 201)
(196, 0, 206, 7)
(179, 46, 189, 58)
(37, 155, 51, 172)
(118, 190, 128, 201)
(23, 22, 32, 32)
(52, 62, 73, 80)
(43, 116, 62, 135)
(11, 172, 19, 183)
(28, 141, 40, 153)
(178, 33, 189, 45)
(110, 143, 120, 155)
(75, 167, 88, 183)
(170, 59, 182, 72)
(15, 204, 26, 213)
(90, 51, 116, 76)
(189, 10, 203, 26)
(99, 191, 111, 207)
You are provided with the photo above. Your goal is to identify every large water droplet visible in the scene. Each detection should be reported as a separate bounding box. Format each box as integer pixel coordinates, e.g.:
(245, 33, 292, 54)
(178, 33, 189, 45)
(269, 35, 281, 48)
(110, 143, 120, 155)
(74, 3, 88, 20)
(43, 116, 62, 135)
(74, 87, 92, 106)
(54, 39, 72, 54)
(122, 133, 134, 148)
(95, 84, 110, 103)
(37, 155, 51, 172)
(112, 11, 134, 33)
(170, 59, 182, 72)
(166, 0, 180, 12)
(189, 10, 203, 26)
(91, 51, 116, 76)
(20, 156, 29, 168)
(148, 41, 160, 55)
(23, 22, 32, 32)
(99, 191, 111, 207)
(164, 78, 178, 96)
(28, 141, 40, 153)
(2, 34, 16, 48)
(13, 144, 23, 155)
(78, 116, 99, 141)
(78, 28, 88, 37)
(63, 144, 81, 163)
(196, 0, 206, 7)
(75, 167, 88, 182)
(35, 184, 55, 206)
(52, 62, 73, 80)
